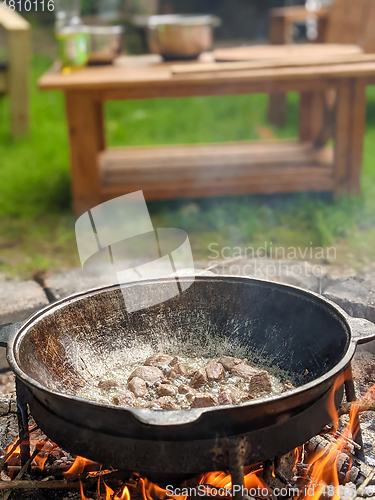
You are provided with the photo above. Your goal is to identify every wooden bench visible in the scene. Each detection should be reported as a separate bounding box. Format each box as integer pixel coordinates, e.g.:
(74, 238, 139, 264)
(0, 7, 31, 138)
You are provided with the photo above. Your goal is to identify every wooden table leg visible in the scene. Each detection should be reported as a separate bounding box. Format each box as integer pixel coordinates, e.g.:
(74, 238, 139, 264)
(268, 94, 287, 128)
(299, 92, 324, 143)
(334, 78, 367, 195)
(267, 13, 292, 128)
(347, 79, 367, 194)
(334, 80, 352, 194)
(65, 91, 105, 216)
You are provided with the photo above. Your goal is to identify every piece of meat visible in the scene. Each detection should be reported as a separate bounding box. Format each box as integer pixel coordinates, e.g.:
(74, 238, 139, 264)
(178, 384, 195, 394)
(282, 380, 296, 392)
(231, 363, 272, 395)
(178, 384, 197, 401)
(150, 396, 180, 410)
(190, 368, 208, 388)
(127, 377, 148, 397)
(218, 356, 243, 371)
(157, 382, 177, 397)
(112, 391, 135, 407)
(191, 393, 218, 408)
(219, 385, 253, 404)
(169, 357, 187, 378)
(205, 361, 225, 382)
(218, 389, 233, 406)
(248, 370, 272, 395)
(248, 371, 272, 395)
(98, 379, 123, 390)
(145, 354, 174, 368)
(230, 363, 259, 379)
(128, 366, 164, 385)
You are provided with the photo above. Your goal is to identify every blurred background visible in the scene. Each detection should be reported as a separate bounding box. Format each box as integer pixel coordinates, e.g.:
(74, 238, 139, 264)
(1, 0, 375, 281)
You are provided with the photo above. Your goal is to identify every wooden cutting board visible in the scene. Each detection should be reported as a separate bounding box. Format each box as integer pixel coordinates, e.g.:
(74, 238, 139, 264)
(213, 44, 363, 62)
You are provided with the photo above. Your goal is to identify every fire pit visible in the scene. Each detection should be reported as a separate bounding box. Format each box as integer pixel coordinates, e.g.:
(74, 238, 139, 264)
(1, 276, 375, 499)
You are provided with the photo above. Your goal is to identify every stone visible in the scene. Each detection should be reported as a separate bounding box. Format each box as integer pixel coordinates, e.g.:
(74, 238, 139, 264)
(0, 372, 15, 397)
(205, 259, 326, 293)
(0, 280, 49, 324)
(324, 276, 375, 355)
(44, 268, 120, 301)
(0, 281, 49, 370)
(0, 394, 18, 454)
(352, 351, 375, 390)
(0, 350, 8, 372)
(44, 262, 188, 301)
(324, 277, 375, 323)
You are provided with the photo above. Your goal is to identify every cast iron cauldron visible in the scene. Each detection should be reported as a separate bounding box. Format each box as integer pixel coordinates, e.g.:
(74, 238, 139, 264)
(1, 276, 374, 477)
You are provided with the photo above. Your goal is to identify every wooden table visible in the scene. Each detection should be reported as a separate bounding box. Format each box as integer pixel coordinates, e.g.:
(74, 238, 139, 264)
(38, 45, 375, 215)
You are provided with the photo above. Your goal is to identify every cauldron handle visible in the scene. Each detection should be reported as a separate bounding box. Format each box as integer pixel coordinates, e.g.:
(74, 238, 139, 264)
(0, 322, 23, 348)
(347, 317, 375, 344)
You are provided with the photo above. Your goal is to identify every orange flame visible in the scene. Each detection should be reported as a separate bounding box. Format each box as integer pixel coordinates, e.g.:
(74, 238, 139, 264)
(79, 481, 94, 500)
(200, 471, 232, 491)
(299, 378, 375, 500)
(5, 438, 56, 472)
(103, 482, 131, 500)
(79, 479, 130, 500)
(138, 477, 187, 500)
(64, 456, 97, 477)
(199, 468, 270, 498)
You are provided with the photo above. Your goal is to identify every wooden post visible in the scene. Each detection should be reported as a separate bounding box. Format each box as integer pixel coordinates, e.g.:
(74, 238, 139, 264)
(299, 91, 324, 143)
(65, 91, 106, 215)
(333, 78, 367, 196)
(268, 12, 290, 128)
(0, 9, 31, 138)
(347, 79, 367, 194)
(334, 79, 352, 194)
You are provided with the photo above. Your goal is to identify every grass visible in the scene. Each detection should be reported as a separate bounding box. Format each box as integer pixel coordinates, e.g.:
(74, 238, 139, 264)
(1, 45, 375, 278)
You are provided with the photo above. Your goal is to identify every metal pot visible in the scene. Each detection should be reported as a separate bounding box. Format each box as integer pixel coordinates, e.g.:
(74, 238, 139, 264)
(146, 14, 221, 60)
(1, 276, 374, 477)
(86, 25, 124, 64)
